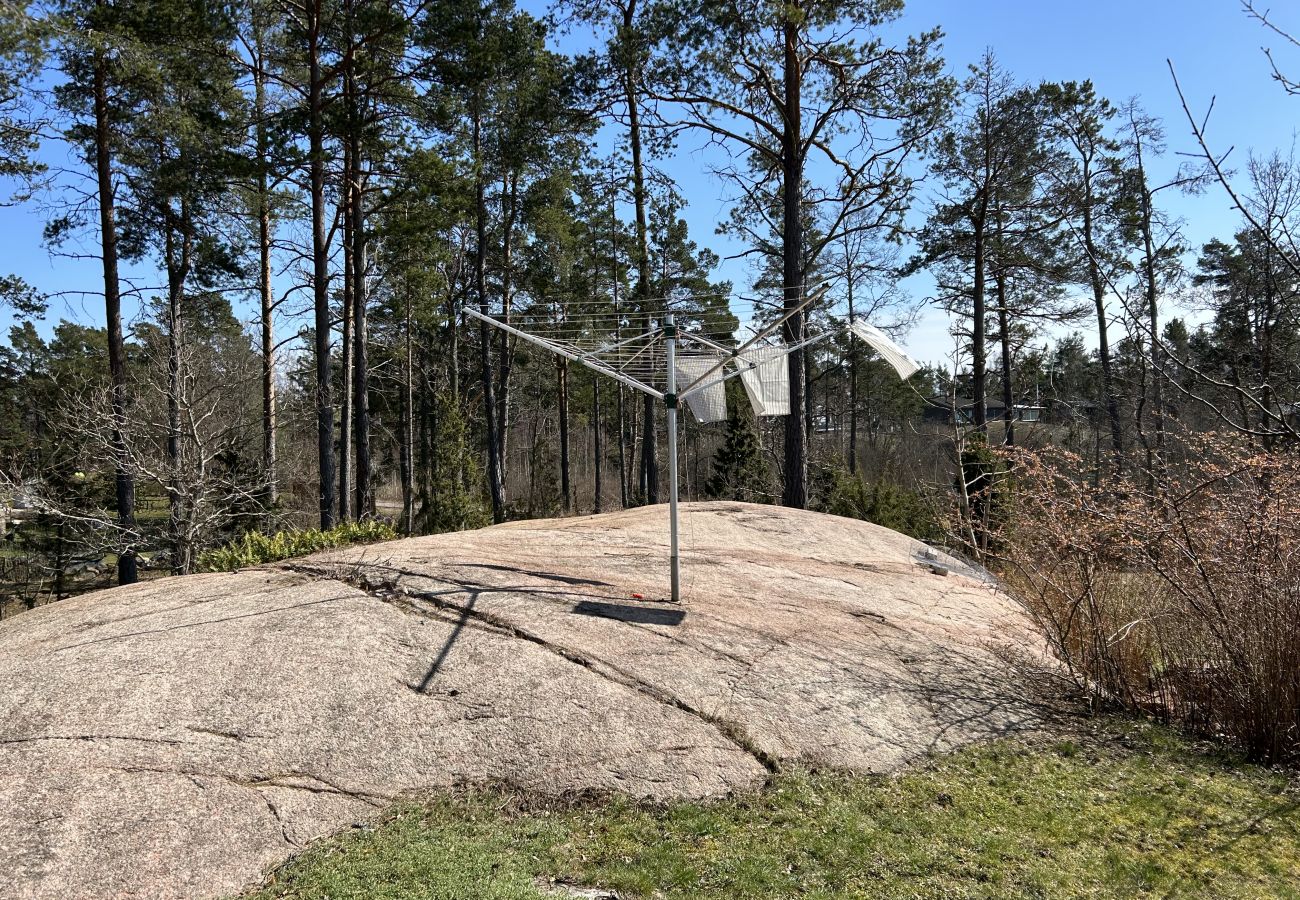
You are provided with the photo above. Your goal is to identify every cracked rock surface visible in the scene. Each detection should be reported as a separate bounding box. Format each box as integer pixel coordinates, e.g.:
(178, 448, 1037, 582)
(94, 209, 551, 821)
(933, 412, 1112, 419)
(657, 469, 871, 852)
(0, 502, 1053, 900)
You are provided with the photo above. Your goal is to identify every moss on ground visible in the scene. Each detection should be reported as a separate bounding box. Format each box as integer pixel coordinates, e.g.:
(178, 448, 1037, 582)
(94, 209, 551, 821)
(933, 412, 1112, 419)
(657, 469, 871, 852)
(246, 719, 1300, 900)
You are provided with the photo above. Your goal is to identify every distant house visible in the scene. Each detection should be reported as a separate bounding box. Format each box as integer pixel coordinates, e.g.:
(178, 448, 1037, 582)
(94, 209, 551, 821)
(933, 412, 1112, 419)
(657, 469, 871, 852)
(812, 414, 900, 435)
(0, 483, 43, 536)
(922, 396, 1046, 426)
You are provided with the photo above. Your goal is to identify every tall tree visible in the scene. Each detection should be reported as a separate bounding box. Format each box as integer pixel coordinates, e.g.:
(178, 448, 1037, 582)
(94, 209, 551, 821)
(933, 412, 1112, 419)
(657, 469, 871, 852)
(1115, 103, 1189, 481)
(50, 0, 147, 583)
(115, 0, 246, 572)
(913, 53, 1034, 436)
(656, 0, 949, 507)
(1040, 80, 1127, 472)
(373, 150, 465, 532)
(235, 0, 291, 511)
(420, 0, 582, 522)
(982, 90, 1079, 447)
(419, 0, 519, 522)
(520, 169, 582, 514)
(557, 0, 671, 506)
(279, 0, 339, 529)
(339, 0, 411, 521)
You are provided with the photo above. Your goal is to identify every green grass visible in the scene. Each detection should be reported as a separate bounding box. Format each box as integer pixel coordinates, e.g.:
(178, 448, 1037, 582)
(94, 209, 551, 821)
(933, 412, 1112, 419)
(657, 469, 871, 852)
(245, 720, 1300, 900)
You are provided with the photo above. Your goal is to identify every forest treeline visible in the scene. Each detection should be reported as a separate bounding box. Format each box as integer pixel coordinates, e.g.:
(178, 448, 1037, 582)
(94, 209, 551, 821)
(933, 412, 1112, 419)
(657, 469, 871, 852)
(0, 0, 1296, 613)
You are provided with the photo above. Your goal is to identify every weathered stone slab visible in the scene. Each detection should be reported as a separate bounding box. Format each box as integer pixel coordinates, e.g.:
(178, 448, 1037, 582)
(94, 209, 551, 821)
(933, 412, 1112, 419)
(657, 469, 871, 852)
(0, 502, 1052, 899)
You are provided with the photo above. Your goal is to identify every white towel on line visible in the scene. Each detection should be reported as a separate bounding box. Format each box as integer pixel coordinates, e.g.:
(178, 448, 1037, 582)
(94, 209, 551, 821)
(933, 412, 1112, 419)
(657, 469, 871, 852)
(849, 321, 921, 380)
(736, 345, 790, 416)
(674, 352, 728, 423)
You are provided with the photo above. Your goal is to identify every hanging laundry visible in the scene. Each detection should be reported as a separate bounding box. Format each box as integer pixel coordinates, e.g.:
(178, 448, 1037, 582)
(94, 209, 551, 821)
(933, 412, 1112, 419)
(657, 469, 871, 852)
(736, 345, 790, 416)
(674, 352, 728, 423)
(849, 321, 921, 380)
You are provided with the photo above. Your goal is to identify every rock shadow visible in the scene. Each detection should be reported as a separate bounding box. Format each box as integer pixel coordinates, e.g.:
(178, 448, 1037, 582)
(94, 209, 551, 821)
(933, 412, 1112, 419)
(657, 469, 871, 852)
(570, 600, 686, 627)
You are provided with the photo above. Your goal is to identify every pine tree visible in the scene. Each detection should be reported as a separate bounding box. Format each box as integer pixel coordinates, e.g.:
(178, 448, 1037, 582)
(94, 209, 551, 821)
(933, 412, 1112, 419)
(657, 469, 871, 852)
(1040, 80, 1128, 472)
(705, 389, 771, 503)
(422, 392, 489, 533)
(48, 0, 153, 584)
(0, 3, 45, 318)
(112, 0, 247, 574)
(419, 0, 582, 522)
(911, 53, 1040, 437)
(657, 0, 951, 508)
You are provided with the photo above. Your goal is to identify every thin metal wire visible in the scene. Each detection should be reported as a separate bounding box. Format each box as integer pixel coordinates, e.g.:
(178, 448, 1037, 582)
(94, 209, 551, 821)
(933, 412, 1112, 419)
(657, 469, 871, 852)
(470, 280, 840, 401)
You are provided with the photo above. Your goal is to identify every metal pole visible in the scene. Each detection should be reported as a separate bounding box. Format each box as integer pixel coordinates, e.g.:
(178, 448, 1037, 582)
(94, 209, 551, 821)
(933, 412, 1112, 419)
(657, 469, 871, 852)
(665, 312, 680, 603)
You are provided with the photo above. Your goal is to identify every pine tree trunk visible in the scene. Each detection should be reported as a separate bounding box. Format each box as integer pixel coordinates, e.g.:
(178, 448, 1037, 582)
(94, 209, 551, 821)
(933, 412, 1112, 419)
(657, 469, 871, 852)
(617, 386, 628, 507)
(252, 24, 277, 510)
(997, 271, 1015, 446)
(401, 285, 414, 534)
(624, 2, 657, 505)
(971, 212, 988, 433)
(447, 284, 459, 403)
(417, 351, 434, 525)
(847, 256, 858, 475)
(629, 396, 640, 500)
(164, 194, 194, 575)
(558, 358, 571, 513)
(338, 193, 353, 522)
(610, 193, 627, 509)
(164, 209, 181, 573)
(446, 284, 465, 492)
(1139, 185, 1165, 479)
(473, 99, 505, 522)
(496, 175, 519, 482)
(781, 5, 807, 508)
(1081, 175, 1123, 475)
(351, 141, 372, 520)
(593, 375, 602, 514)
(337, 149, 353, 522)
(308, 0, 336, 530)
(93, 36, 137, 585)
(803, 340, 813, 440)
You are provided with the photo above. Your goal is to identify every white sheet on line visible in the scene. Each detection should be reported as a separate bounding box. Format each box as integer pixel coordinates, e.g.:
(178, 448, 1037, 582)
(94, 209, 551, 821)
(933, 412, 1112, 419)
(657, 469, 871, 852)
(736, 345, 790, 416)
(674, 352, 728, 423)
(849, 321, 921, 380)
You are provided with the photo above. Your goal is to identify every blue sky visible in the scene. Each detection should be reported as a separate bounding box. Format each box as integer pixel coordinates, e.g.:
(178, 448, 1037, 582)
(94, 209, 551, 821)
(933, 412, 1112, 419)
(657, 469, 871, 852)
(1, 0, 1297, 367)
(645, 0, 1300, 366)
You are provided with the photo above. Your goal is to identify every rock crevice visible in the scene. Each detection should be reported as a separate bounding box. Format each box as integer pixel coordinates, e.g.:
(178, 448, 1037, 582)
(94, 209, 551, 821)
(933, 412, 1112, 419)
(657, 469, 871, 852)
(291, 561, 782, 774)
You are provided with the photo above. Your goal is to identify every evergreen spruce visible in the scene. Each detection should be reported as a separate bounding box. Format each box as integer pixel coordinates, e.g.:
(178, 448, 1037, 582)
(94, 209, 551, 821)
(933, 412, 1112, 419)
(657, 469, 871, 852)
(704, 389, 771, 503)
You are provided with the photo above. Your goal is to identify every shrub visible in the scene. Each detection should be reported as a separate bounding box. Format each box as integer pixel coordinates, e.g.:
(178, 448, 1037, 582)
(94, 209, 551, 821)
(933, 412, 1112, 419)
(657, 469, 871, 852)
(995, 438, 1300, 763)
(197, 520, 397, 573)
(954, 432, 1011, 559)
(821, 469, 941, 541)
(419, 392, 490, 533)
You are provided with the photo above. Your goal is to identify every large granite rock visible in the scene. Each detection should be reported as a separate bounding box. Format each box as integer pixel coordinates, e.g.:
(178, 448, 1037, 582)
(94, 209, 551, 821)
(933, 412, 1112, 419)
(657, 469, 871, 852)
(0, 502, 1052, 899)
